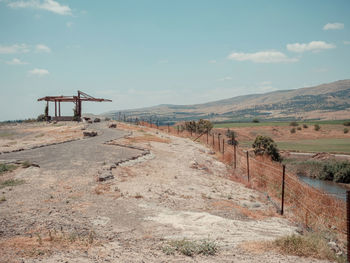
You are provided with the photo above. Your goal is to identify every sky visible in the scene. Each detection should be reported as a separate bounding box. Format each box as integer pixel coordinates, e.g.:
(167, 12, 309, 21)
(0, 0, 350, 121)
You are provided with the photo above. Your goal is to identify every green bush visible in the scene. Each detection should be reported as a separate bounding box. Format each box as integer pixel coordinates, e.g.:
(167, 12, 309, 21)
(319, 160, 350, 183)
(226, 129, 238, 146)
(314, 124, 320, 131)
(343, 121, 350, 126)
(289, 121, 299, 126)
(297, 127, 302, 130)
(252, 135, 281, 162)
(290, 128, 296, 134)
(37, 114, 45, 122)
(252, 118, 260, 123)
(344, 128, 349, 134)
(303, 124, 308, 128)
(184, 120, 213, 134)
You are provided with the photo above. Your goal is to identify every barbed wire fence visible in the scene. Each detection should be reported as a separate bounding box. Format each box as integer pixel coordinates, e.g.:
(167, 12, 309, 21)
(125, 119, 348, 258)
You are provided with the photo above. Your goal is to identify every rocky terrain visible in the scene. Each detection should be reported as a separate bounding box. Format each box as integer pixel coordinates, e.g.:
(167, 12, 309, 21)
(0, 122, 334, 262)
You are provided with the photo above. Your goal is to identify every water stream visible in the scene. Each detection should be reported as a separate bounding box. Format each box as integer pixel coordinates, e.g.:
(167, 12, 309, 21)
(297, 174, 348, 201)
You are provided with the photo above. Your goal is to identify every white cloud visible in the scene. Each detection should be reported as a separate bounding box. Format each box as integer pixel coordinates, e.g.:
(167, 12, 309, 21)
(28, 68, 49, 76)
(228, 50, 298, 63)
(0, 43, 29, 54)
(209, 60, 217, 64)
(344, 41, 350, 45)
(218, 76, 232, 81)
(287, 41, 335, 53)
(6, 58, 28, 65)
(323, 22, 344, 30)
(35, 44, 51, 53)
(8, 0, 72, 15)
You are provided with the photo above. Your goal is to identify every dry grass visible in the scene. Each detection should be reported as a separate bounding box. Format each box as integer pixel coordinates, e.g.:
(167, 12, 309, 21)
(127, 134, 170, 144)
(241, 233, 345, 262)
(140, 121, 347, 244)
(0, 229, 97, 259)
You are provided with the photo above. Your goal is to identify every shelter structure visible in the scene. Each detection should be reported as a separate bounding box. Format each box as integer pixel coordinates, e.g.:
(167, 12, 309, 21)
(38, 90, 112, 121)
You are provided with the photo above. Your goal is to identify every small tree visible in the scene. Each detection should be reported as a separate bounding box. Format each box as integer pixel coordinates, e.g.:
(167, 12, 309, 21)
(226, 129, 238, 146)
(185, 121, 196, 134)
(289, 121, 299, 127)
(196, 119, 213, 133)
(303, 124, 308, 128)
(290, 128, 296, 133)
(252, 135, 281, 162)
(252, 118, 260, 123)
(314, 124, 320, 131)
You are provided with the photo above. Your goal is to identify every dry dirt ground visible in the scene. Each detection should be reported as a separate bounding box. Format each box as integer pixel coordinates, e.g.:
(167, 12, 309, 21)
(0, 122, 332, 262)
(0, 122, 84, 153)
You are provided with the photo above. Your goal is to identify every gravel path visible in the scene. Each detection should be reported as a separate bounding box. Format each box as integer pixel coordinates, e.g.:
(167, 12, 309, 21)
(0, 123, 143, 170)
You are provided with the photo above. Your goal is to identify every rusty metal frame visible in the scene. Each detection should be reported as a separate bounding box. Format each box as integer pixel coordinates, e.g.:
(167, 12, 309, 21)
(38, 90, 111, 121)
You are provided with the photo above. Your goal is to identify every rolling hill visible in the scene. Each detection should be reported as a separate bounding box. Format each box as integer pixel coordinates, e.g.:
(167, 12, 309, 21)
(105, 79, 350, 123)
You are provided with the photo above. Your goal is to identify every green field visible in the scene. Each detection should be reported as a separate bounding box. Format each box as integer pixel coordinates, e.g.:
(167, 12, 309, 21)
(240, 138, 350, 154)
(214, 120, 349, 128)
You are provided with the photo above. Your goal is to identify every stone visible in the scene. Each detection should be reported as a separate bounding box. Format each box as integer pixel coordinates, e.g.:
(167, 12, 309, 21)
(98, 171, 114, 182)
(109, 123, 117, 128)
(83, 131, 98, 137)
(190, 160, 198, 169)
(93, 118, 101, 123)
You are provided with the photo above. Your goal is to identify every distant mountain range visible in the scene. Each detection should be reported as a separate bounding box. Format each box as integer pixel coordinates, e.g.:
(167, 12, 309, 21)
(105, 79, 350, 123)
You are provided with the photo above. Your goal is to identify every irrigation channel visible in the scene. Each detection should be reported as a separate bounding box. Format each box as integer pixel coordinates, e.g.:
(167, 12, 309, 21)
(297, 174, 349, 201)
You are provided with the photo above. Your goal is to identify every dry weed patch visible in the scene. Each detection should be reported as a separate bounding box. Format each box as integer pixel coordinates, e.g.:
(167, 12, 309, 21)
(127, 134, 170, 144)
(162, 239, 218, 257)
(0, 229, 97, 259)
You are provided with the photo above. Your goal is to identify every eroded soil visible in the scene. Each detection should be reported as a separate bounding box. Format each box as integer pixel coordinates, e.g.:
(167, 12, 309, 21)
(0, 122, 332, 262)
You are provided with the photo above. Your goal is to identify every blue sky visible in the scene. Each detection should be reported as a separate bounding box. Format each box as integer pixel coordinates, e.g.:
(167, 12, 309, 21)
(0, 0, 349, 121)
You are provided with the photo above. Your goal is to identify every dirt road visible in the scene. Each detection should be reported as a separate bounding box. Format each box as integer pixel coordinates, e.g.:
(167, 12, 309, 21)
(0, 123, 331, 262)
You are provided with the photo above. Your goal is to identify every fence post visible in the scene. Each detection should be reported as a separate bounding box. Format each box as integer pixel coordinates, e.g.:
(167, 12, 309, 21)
(234, 144, 237, 169)
(347, 190, 350, 263)
(281, 165, 286, 215)
(168, 123, 170, 133)
(222, 138, 225, 155)
(218, 134, 221, 152)
(212, 134, 215, 147)
(246, 151, 250, 182)
(206, 130, 209, 144)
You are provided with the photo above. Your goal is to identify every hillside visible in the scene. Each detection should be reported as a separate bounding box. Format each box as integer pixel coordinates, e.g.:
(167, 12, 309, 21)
(105, 79, 350, 123)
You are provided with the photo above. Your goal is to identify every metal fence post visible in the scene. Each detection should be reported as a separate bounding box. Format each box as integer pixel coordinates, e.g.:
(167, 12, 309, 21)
(246, 151, 250, 182)
(234, 144, 237, 169)
(218, 134, 221, 152)
(212, 134, 215, 147)
(281, 165, 286, 215)
(222, 138, 225, 155)
(206, 130, 209, 144)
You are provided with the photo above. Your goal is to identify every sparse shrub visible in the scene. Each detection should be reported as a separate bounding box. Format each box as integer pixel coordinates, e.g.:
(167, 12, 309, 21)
(162, 239, 218, 257)
(252, 135, 281, 162)
(0, 163, 16, 175)
(289, 121, 299, 126)
(226, 129, 238, 146)
(196, 119, 213, 133)
(297, 126, 302, 130)
(290, 128, 296, 134)
(0, 196, 6, 202)
(314, 124, 320, 131)
(303, 124, 308, 128)
(22, 161, 32, 168)
(0, 179, 25, 189)
(37, 114, 46, 122)
(252, 118, 260, 123)
(343, 121, 350, 126)
(274, 233, 337, 261)
(344, 128, 349, 134)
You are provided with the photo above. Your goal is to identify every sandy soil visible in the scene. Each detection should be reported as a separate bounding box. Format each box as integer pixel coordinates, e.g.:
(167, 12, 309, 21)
(0, 122, 332, 262)
(0, 122, 84, 153)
